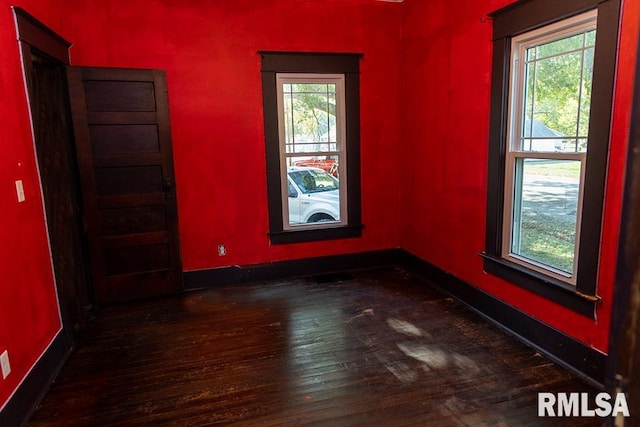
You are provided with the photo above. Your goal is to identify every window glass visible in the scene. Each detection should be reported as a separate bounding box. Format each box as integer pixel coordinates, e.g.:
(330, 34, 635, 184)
(283, 83, 338, 153)
(510, 158, 581, 274)
(288, 169, 339, 194)
(519, 29, 595, 154)
(278, 76, 346, 230)
(503, 12, 596, 283)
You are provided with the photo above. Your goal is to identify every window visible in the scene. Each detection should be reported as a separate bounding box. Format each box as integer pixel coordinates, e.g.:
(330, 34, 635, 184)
(278, 76, 346, 229)
(505, 12, 596, 283)
(483, 0, 621, 316)
(261, 53, 362, 244)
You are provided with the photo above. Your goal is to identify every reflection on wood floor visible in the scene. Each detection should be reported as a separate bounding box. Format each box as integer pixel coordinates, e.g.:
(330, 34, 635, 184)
(28, 267, 599, 426)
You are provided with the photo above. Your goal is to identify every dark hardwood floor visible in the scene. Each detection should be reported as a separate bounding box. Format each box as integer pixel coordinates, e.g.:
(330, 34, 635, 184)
(28, 267, 600, 426)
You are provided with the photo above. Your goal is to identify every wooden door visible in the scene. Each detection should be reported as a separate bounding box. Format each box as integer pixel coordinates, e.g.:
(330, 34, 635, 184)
(28, 55, 91, 339)
(66, 67, 183, 304)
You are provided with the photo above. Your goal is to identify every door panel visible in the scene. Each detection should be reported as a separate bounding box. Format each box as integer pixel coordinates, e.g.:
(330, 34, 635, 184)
(67, 67, 182, 303)
(90, 125, 160, 154)
(94, 165, 164, 195)
(84, 81, 156, 111)
(100, 206, 167, 236)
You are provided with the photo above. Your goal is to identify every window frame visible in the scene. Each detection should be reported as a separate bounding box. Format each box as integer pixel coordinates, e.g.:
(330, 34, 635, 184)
(502, 11, 596, 284)
(276, 74, 348, 231)
(482, 0, 621, 317)
(260, 52, 363, 244)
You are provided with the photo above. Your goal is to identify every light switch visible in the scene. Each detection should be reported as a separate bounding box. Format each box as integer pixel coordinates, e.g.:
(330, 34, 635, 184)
(0, 350, 10, 379)
(15, 180, 25, 203)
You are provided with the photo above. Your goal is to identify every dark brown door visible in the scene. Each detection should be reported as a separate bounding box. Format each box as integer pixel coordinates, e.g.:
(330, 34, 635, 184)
(66, 67, 183, 304)
(28, 53, 91, 341)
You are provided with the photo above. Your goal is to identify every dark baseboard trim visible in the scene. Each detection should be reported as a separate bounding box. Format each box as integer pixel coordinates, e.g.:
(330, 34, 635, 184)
(0, 331, 70, 427)
(400, 251, 606, 388)
(184, 248, 406, 290)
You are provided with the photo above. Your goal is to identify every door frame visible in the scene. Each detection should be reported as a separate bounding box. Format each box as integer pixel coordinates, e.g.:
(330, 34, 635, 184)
(14, 7, 91, 344)
(605, 21, 640, 425)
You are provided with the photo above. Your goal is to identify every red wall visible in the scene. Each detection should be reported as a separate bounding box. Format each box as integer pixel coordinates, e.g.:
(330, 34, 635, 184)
(400, 0, 640, 352)
(0, 0, 637, 414)
(0, 0, 404, 410)
(0, 0, 68, 409)
(64, 0, 404, 271)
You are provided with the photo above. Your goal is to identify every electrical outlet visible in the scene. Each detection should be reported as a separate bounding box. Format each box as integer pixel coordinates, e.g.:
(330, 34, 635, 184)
(1, 350, 10, 379)
(217, 244, 227, 256)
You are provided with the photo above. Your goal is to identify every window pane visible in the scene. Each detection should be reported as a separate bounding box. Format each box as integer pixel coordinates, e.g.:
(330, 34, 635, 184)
(286, 155, 340, 178)
(282, 82, 338, 154)
(536, 33, 584, 59)
(521, 121, 566, 152)
(579, 47, 595, 138)
(522, 62, 536, 140)
(283, 93, 294, 145)
(328, 92, 337, 143)
(585, 30, 596, 47)
(285, 156, 341, 227)
(511, 158, 581, 274)
(290, 83, 330, 93)
(292, 92, 330, 142)
(530, 51, 582, 144)
(526, 46, 537, 62)
(520, 30, 595, 153)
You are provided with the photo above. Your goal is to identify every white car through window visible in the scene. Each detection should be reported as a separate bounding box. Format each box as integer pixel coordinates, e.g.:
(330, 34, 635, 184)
(287, 166, 340, 225)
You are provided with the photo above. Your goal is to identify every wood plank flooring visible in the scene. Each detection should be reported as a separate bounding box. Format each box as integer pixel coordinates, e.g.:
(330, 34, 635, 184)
(28, 267, 600, 426)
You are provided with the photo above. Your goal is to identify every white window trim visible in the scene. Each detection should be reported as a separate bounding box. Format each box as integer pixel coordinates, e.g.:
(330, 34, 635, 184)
(275, 73, 348, 231)
(501, 11, 597, 285)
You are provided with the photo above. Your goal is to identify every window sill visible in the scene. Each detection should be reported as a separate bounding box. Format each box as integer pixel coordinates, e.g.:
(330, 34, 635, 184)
(269, 224, 363, 245)
(480, 253, 599, 318)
